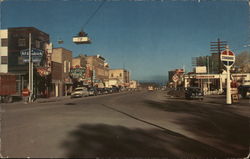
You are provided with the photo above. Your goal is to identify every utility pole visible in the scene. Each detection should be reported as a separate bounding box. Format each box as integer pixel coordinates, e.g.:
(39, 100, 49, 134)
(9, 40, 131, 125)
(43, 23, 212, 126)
(207, 56, 210, 95)
(28, 33, 33, 103)
(210, 38, 227, 73)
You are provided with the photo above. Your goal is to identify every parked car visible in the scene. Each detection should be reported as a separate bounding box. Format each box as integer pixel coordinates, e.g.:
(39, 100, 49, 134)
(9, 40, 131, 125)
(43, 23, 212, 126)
(88, 87, 98, 96)
(96, 88, 104, 95)
(238, 85, 250, 98)
(185, 87, 204, 100)
(71, 87, 89, 98)
(111, 86, 120, 93)
(103, 88, 109, 94)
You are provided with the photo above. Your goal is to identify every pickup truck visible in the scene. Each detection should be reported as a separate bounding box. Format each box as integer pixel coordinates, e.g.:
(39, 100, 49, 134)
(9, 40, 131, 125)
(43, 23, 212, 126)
(0, 73, 16, 103)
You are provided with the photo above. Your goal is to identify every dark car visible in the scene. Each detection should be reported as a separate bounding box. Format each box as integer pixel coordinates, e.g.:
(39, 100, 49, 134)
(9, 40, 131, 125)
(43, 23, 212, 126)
(238, 85, 250, 98)
(88, 87, 98, 96)
(102, 88, 110, 94)
(185, 87, 204, 100)
(111, 86, 120, 93)
(96, 88, 104, 95)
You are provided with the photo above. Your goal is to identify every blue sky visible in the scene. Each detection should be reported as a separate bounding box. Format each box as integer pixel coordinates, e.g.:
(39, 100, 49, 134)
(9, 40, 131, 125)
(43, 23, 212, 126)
(0, 0, 249, 82)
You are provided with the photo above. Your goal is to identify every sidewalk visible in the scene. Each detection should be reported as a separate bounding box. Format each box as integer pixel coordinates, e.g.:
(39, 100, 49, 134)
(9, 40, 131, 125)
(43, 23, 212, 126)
(1, 95, 71, 105)
(204, 94, 250, 107)
(166, 90, 250, 117)
(35, 96, 71, 103)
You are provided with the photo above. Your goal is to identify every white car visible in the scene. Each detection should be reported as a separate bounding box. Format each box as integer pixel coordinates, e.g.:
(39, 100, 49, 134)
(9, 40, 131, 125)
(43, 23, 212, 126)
(148, 86, 154, 91)
(71, 87, 89, 98)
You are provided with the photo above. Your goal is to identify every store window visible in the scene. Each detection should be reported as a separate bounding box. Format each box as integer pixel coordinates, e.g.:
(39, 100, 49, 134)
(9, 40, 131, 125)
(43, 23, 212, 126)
(18, 38, 26, 47)
(35, 40, 40, 48)
(64, 61, 67, 73)
(1, 56, 8, 64)
(1, 38, 8, 46)
(68, 61, 71, 72)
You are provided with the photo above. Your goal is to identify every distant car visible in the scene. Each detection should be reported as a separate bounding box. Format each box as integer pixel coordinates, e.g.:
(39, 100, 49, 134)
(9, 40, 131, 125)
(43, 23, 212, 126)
(71, 87, 89, 98)
(185, 87, 203, 100)
(88, 87, 98, 96)
(148, 86, 154, 91)
(96, 88, 104, 95)
(111, 86, 119, 93)
(101, 88, 109, 94)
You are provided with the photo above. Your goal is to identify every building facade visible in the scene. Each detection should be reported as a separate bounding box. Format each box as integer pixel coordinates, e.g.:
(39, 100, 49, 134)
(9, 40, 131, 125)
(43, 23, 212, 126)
(70, 54, 88, 88)
(109, 69, 130, 87)
(0, 27, 50, 97)
(51, 47, 72, 96)
(86, 55, 109, 85)
(0, 29, 8, 73)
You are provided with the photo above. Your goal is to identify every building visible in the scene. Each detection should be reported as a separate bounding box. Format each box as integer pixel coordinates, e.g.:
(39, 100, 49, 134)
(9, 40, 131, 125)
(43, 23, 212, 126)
(193, 54, 223, 74)
(109, 69, 130, 87)
(184, 72, 250, 95)
(129, 80, 138, 89)
(86, 55, 109, 86)
(0, 27, 50, 97)
(51, 47, 72, 96)
(0, 29, 8, 73)
(70, 54, 88, 88)
(72, 54, 87, 68)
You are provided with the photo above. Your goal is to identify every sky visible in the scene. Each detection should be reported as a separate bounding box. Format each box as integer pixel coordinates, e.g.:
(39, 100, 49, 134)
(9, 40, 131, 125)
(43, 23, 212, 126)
(0, 0, 249, 82)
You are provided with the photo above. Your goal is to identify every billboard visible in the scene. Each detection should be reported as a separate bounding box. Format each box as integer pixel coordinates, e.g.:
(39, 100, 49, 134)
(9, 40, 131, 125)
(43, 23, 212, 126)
(195, 66, 207, 73)
(70, 67, 86, 79)
(20, 48, 44, 63)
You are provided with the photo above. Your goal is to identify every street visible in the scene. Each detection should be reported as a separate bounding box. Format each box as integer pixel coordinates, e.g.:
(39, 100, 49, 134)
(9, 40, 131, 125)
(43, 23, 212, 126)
(1, 90, 249, 158)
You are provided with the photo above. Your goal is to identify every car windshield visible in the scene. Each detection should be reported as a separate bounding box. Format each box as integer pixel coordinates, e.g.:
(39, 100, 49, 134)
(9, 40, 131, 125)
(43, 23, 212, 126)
(75, 88, 83, 91)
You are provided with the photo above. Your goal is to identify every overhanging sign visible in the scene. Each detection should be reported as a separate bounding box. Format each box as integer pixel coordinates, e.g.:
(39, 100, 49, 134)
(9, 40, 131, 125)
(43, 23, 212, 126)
(20, 48, 44, 63)
(220, 49, 235, 67)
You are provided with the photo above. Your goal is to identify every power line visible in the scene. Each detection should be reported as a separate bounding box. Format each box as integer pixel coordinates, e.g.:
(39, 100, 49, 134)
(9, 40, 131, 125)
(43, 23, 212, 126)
(83, 0, 106, 28)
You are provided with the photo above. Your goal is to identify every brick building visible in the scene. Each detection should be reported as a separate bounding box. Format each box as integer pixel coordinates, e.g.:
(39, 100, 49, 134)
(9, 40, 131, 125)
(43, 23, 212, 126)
(86, 55, 109, 85)
(51, 47, 72, 96)
(0, 27, 50, 97)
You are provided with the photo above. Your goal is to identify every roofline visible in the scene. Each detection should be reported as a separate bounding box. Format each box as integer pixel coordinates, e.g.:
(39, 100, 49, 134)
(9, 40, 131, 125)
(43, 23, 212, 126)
(109, 68, 129, 71)
(53, 47, 72, 53)
(7, 27, 49, 37)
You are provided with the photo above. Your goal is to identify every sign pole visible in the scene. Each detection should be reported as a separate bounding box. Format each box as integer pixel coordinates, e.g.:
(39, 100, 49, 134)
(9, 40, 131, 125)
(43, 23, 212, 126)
(220, 46, 235, 105)
(31, 59, 33, 101)
(226, 66, 232, 104)
(28, 33, 32, 103)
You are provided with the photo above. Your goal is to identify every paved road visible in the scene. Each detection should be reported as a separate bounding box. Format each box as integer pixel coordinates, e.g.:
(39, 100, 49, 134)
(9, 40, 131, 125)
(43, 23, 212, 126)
(1, 91, 249, 158)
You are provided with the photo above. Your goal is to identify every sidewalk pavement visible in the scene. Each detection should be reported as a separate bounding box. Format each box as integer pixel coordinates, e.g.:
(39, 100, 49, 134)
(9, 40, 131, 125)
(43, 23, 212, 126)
(204, 94, 250, 107)
(1, 95, 71, 105)
(35, 95, 71, 103)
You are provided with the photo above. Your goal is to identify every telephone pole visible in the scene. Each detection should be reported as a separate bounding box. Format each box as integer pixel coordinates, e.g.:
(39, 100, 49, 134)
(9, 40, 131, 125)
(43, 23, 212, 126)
(210, 38, 227, 73)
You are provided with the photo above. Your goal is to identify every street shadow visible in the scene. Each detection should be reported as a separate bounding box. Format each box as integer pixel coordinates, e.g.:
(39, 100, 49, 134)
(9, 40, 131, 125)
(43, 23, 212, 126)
(64, 103, 77, 105)
(144, 100, 250, 157)
(12, 96, 23, 102)
(61, 124, 227, 158)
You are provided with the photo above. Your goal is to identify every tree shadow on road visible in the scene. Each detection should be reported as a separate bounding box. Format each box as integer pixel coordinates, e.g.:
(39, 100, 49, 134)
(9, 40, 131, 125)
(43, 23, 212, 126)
(144, 99, 250, 158)
(61, 124, 228, 158)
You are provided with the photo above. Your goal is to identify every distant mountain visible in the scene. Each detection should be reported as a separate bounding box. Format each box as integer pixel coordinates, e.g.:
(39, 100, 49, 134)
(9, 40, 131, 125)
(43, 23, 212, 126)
(137, 75, 167, 86)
